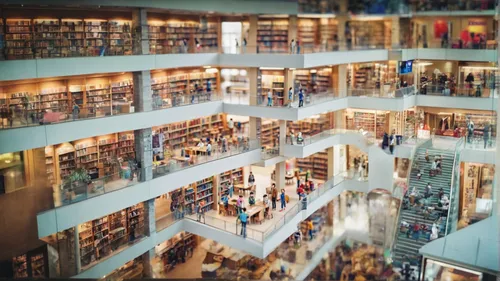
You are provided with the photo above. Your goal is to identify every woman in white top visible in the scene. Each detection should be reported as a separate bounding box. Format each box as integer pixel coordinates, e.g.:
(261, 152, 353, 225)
(197, 141, 204, 147)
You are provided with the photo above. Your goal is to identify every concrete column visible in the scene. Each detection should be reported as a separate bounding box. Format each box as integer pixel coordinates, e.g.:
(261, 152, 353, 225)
(133, 71, 153, 112)
(132, 8, 149, 55)
(74, 227, 81, 273)
(284, 68, 294, 104)
(327, 147, 334, 178)
(288, 16, 298, 51)
(327, 201, 334, 226)
(334, 110, 345, 130)
(249, 67, 259, 140)
(337, 16, 347, 51)
(141, 249, 156, 278)
(248, 15, 258, 53)
(275, 162, 286, 190)
(391, 16, 400, 49)
(134, 128, 153, 182)
(279, 120, 286, 155)
(143, 199, 156, 236)
(338, 64, 348, 97)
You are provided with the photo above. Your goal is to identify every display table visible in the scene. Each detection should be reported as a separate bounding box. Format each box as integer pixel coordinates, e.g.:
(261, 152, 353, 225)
(234, 184, 254, 195)
(285, 174, 294, 184)
(186, 146, 208, 156)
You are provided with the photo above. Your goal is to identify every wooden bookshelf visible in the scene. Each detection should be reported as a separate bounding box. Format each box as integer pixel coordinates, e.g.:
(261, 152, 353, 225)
(0, 19, 4, 60)
(86, 83, 111, 117)
(349, 20, 385, 49)
(29, 253, 45, 278)
(13, 254, 28, 278)
(319, 19, 338, 49)
(127, 203, 144, 239)
(111, 79, 133, 114)
(69, 85, 85, 106)
(296, 150, 328, 181)
(33, 19, 61, 59)
(345, 110, 376, 133)
(148, 24, 167, 54)
(74, 139, 99, 178)
(84, 20, 108, 56)
(109, 210, 127, 250)
(261, 119, 280, 148)
(261, 72, 285, 106)
(157, 232, 198, 271)
(195, 22, 218, 49)
(56, 144, 76, 181)
(118, 132, 135, 157)
(257, 19, 288, 53)
(298, 19, 318, 52)
(38, 86, 68, 110)
(108, 20, 132, 56)
(61, 19, 85, 57)
(45, 146, 56, 186)
(316, 68, 332, 92)
(219, 167, 244, 195)
(5, 19, 33, 60)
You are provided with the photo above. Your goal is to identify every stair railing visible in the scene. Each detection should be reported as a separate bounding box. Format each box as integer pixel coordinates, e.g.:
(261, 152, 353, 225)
(444, 137, 465, 236)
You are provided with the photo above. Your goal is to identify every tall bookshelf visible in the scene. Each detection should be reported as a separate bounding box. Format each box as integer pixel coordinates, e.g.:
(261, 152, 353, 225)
(296, 150, 328, 181)
(127, 203, 144, 239)
(118, 132, 135, 157)
(84, 20, 108, 56)
(298, 19, 317, 53)
(108, 20, 132, 56)
(45, 146, 56, 186)
(111, 79, 133, 114)
(148, 24, 167, 54)
(33, 19, 61, 58)
(97, 135, 119, 177)
(257, 19, 288, 53)
(261, 120, 280, 148)
(261, 72, 285, 106)
(61, 19, 85, 57)
(5, 19, 33, 60)
(195, 22, 218, 50)
(69, 85, 85, 106)
(219, 167, 244, 195)
(0, 19, 5, 60)
(319, 19, 338, 50)
(109, 210, 127, 251)
(74, 139, 99, 178)
(345, 110, 376, 133)
(316, 69, 332, 92)
(37, 86, 68, 110)
(86, 83, 111, 117)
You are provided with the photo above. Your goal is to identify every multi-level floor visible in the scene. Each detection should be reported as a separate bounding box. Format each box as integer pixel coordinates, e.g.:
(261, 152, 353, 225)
(0, 0, 498, 280)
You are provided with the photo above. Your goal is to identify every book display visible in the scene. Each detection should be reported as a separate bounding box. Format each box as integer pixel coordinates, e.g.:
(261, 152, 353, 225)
(74, 138, 99, 178)
(257, 19, 288, 53)
(78, 203, 144, 269)
(180, 176, 216, 215)
(298, 19, 318, 52)
(293, 68, 333, 94)
(5, 19, 33, 60)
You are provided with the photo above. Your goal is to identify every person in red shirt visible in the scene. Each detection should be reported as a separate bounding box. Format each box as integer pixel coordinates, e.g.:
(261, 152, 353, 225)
(297, 186, 304, 198)
(413, 221, 420, 241)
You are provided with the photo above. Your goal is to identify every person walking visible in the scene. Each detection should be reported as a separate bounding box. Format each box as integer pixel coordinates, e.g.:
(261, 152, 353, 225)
(296, 40, 301, 54)
(72, 101, 80, 120)
(483, 122, 490, 149)
(228, 118, 234, 135)
(290, 39, 296, 54)
(288, 87, 293, 102)
(196, 201, 206, 223)
(238, 208, 248, 238)
(389, 131, 395, 154)
(206, 141, 212, 156)
(280, 189, 286, 211)
(271, 183, 278, 210)
(298, 88, 304, 107)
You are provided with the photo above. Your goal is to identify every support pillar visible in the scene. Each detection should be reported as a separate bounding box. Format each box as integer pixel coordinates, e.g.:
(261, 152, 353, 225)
(275, 162, 286, 190)
(334, 110, 345, 130)
(391, 16, 400, 49)
(249, 67, 259, 140)
(144, 199, 156, 236)
(141, 249, 156, 278)
(248, 15, 258, 53)
(327, 147, 334, 178)
(74, 228, 81, 273)
(134, 128, 153, 182)
(132, 8, 149, 55)
(133, 71, 153, 112)
(284, 68, 294, 104)
(337, 16, 347, 51)
(338, 64, 348, 96)
(327, 201, 334, 226)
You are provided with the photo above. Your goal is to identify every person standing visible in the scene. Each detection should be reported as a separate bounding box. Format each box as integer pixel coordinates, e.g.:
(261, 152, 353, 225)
(72, 101, 80, 120)
(182, 38, 188, 53)
(267, 89, 273, 106)
(483, 122, 490, 149)
(236, 194, 245, 214)
(280, 189, 286, 211)
(307, 220, 314, 240)
(206, 141, 212, 156)
(298, 88, 304, 107)
(238, 208, 248, 238)
(196, 201, 206, 223)
(248, 171, 255, 187)
(288, 87, 293, 102)
(271, 183, 278, 210)
(389, 131, 396, 154)
(425, 183, 432, 198)
(290, 39, 296, 54)
(296, 40, 301, 54)
(228, 118, 234, 136)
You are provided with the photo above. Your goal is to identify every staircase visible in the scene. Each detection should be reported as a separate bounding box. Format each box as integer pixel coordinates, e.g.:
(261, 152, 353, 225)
(392, 147, 455, 265)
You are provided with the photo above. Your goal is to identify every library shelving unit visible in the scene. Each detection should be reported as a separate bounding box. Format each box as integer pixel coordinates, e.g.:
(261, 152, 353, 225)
(261, 71, 285, 106)
(298, 19, 317, 53)
(0, 19, 4, 60)
(5, 19, 33, 60)
(111, 79, 133, 115)
(69, 85, 85, 106)
(345, 110, 376, 134)
(164, 22, 196, 53)
(118, 132, 135, 158)
(261, 119, 280, 148)
(86, 83, 111, 117)
(296, 150, 328, 181)
(29, 253, 45, 278)
(157, 232, 198, 273)
(195, 22, 218, 50)
(316, 68, 332, 93)
(293, 68, 332, 94)
(257, 19, 288, 53)
(189, 72, 217, 93)
(349, 20, 385, 49)
(376, 112, 389, 139)
(109, 210, 128, 251)
(33, 19, 62, 58)
(288, 113, 332, 138)
(74, 138, 99, 179)
(97, 135, 119, 177)
(61, 19, 85, 57)
(37, 86, 69, 111)
(56, 143, 77, 182)
(219, 167, 244, 195)
(294, 70, 310, 90)
(127, 203, 145, 240)
(108, 20, 132, 56)
(13, 254, 28, 278)
(45, 146, 56, 186)
(84, 20, 108, 57)
(195, 177, 215, 212)
(148, 23, 167, 54)
(319, 19, 338, 50)
(184, 185, 195, 215)
(12, 247, 48, 278)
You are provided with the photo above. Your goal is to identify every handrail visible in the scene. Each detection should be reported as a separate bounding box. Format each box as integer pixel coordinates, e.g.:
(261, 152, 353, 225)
(444, 137, 465, 236)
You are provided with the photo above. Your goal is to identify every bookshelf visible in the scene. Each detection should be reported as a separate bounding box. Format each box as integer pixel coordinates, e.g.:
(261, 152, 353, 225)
(74, 139, 99, 178)
(38, 86, 69, 110)
(84, 20, 108, 56)
(296, 150, 328, 181)
(108, 20, 132, 56)
(195, 177, 214, 212)
(118, 132, 135, 157)
(0, 19, 4, 60)
(69, 85, 85, 106)
(33, 19, 61, 58)
(61, 19, 85, 57)
(261, 119, 280, 148)
(45, 146, 56, 186)
(86, 83, 111, 117)
(345, 110, 376, 134)
(30, 253, 45, 278)
(219, 167, 244, 195)
(261, 72, 285, 106)
(195, 22, 218, 50)
(157, 232, 198, 272)
(111, 79, 133, 114)
(97, 135, 119, 176)
(257, 19, 288, 53)
(148, 23, 167, 54)
(316, 68, 332, 92)
(56, 144, 76, 181)
(376, 112, 389, 139)
(349, 20, 385, 49)
(109, 210, 127, 250)
(298, 19, 317, 53)
(127, 203, 145, 239)
(319, 19, 338, 50)
(5, 19, 33, 60)
(13, 254, 28, 278)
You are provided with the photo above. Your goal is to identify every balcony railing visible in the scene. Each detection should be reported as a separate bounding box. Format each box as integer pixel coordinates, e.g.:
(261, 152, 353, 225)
(223, 89, 338, 108)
